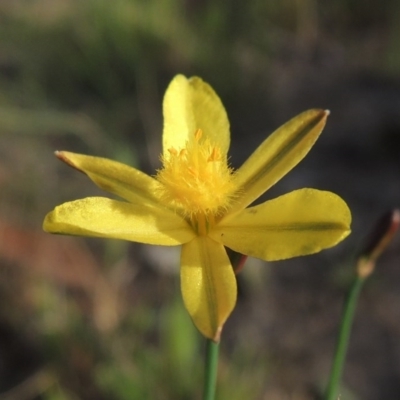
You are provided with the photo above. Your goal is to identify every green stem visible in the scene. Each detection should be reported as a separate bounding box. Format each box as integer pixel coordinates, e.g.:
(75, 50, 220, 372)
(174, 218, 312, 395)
(203, 339, 220, 400)
(324, 276, 365, 400)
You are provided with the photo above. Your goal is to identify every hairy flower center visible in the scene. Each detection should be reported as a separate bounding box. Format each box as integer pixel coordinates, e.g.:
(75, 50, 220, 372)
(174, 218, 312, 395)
(156, 129, 236, 225)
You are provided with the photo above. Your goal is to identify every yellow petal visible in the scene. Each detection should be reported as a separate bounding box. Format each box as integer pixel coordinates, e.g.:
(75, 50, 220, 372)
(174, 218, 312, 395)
(180, 237, 237, 341)
(210, 189, 351, 261)
(43, 197, 195, 245)
(55, 151, 166, 206)
(230, 109, 329, 214)
(162, 75, 230, 158)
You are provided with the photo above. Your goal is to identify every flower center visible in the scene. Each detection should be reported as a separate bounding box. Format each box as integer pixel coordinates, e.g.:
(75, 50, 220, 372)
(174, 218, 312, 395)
(156, 129, 236, 227)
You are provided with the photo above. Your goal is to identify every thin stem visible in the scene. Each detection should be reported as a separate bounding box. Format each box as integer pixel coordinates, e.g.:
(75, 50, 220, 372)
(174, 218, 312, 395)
(324, 276, 365, 400)
(203, 339, 220, 400)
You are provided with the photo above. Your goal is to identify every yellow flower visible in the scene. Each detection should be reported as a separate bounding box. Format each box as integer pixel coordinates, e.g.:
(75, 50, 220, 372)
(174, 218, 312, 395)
(43, 75, 351, 341)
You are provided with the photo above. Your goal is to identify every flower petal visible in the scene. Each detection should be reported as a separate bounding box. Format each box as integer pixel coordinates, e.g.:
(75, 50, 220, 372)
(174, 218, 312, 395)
(230, 109, 329, 214)
(210, 189, 351, 261)
(162, 75, 230, 158)
(55, 151, 166, 206)
(180, 237, 237, 341)
(43, 197, 195, 245)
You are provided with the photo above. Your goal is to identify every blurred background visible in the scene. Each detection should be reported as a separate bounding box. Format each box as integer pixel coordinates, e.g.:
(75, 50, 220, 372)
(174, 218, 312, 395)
(1, 0, 400, 399)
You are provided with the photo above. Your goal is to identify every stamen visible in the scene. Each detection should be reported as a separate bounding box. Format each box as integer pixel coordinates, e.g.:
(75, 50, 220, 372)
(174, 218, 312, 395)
(156, 128, 236, 218)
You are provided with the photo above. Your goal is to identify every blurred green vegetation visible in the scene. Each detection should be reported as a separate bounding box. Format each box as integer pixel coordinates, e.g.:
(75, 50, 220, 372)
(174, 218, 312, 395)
(1, 0, 400, 399)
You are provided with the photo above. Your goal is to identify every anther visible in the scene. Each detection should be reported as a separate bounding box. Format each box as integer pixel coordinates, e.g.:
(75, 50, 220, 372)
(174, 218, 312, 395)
(208, 147, 220, 162)
(195, 129, 203, 141)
